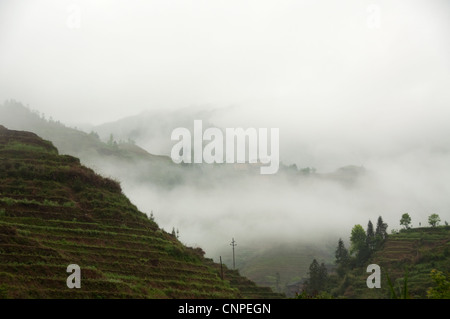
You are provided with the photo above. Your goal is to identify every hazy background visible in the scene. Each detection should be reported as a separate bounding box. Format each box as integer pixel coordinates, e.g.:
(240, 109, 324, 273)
(1, 0, 450, 273)
(1, 0, 450, 170)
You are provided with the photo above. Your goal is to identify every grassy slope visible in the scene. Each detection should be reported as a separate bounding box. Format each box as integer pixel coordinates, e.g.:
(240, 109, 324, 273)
(0, 126, 283, 299)
(334, 227, 450, 299)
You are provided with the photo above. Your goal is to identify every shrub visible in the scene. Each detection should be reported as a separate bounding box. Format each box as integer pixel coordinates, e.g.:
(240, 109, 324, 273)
(71, 178, 84, 193)
(43, 199, 58, 207)
(427, 270, 450, 299)
(1, 197, 15, 206)
(64, 201, 75, 208)
(0, 284, 9, 299)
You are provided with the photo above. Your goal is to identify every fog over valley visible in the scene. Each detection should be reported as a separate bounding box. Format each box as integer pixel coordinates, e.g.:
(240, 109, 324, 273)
(1, 0, 449, 284)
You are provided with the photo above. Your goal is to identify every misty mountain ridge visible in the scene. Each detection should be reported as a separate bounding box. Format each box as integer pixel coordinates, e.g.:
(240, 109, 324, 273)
(0, 100, 365, 186)
(2, 99, 449, 291)
(93, 106, 220, 157)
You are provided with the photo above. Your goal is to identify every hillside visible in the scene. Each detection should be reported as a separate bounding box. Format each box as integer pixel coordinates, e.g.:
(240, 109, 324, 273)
(0, 101, 364, 187)
(0, 125, 284, 299)
(331, 227, 450, 299)
(0, 100, 186, 189)
(0, 100, 366, 295)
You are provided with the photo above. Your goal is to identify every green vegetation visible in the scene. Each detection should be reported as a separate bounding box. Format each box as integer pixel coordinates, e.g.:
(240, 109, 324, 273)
(2, 102, 447, 299)
(428, 214, 441, 228)
(0, 100, 186, 190)
(400, 213, 412, 229)
(375, 216, 388, 247)
(0, 197, 74, 208)
(335, 238, 350, 278)
(0, 126, 283, 299)
(350, 224, 370, 266)
(386, 269, 410, 299)
(427, 269, 450, 299)
(303, 259, 328, 295)
(300, 216, 450, 299)
(2, 141, 57, 154)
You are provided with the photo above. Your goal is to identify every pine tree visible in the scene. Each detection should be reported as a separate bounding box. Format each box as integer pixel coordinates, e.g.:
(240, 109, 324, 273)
(335, 238, 349, 277)
(375, 216, 388, 248)
(307, 259, 320, 294)
(366, 220, 375, 251)
(319, 262, 328, 291)
(307, 259, 328, 294)
(335, 238, 348, 263)
(375, 216, 388, 239)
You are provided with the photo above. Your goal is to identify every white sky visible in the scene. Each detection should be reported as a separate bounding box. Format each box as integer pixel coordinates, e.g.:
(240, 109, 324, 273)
(1, 0, 450, 169)
(1, 0, 449, 124)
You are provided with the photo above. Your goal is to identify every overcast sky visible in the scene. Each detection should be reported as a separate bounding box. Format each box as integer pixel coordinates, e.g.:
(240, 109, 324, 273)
(1, 0, 449, 121)
(1, 0, 450, 170)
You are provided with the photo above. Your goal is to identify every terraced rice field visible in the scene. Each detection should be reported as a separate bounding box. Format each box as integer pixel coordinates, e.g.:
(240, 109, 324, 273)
(0, 126, 284, 299)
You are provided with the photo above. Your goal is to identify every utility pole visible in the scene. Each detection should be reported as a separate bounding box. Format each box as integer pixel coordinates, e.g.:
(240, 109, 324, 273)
(219, 256, 224, 280)
(230, 238, 237, 269)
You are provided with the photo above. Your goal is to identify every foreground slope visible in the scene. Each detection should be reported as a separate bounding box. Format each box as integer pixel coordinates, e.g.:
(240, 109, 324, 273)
(0, 126, 283, 299)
